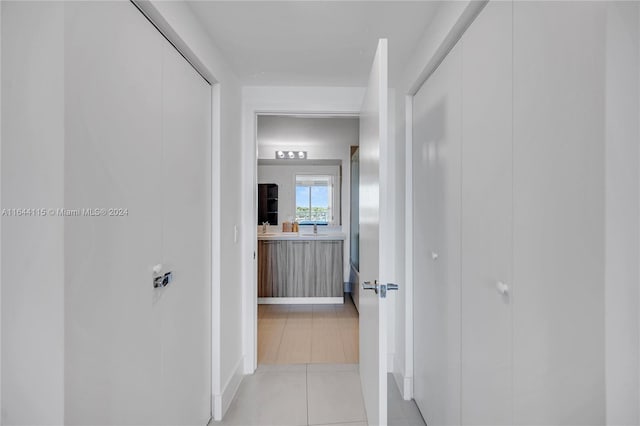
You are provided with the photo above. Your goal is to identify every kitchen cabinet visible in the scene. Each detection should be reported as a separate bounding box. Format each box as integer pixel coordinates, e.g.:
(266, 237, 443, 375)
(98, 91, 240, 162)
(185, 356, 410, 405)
(258, 238, 344, 299)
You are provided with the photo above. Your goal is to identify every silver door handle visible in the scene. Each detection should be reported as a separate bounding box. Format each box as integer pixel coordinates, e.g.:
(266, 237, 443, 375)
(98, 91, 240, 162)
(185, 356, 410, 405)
(362, 281, 399, 298)
(380, 283, 399, 298)
(362, 280, 378, 293)
(431, 252, 439, 260)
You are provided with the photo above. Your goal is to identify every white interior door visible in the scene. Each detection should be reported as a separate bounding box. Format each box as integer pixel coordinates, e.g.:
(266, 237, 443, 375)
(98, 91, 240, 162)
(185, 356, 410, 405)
(359, 39, 389, 426)
(160, 37, 212, 425)
(412, 40, 462, 426)
(460, 2, 512, 424)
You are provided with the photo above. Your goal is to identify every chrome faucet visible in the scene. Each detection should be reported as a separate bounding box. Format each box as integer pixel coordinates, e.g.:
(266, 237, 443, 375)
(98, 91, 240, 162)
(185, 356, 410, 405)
(262, 221, 269, 234)
(313, 222, 318, 234)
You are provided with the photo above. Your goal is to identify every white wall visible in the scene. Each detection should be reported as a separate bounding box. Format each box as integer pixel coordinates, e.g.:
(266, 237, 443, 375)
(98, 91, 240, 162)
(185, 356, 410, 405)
(1, 2, 65, 424)
(257, 116, 358, 162)
(1, 1, 4, 418)
(605, 3, 640, 424)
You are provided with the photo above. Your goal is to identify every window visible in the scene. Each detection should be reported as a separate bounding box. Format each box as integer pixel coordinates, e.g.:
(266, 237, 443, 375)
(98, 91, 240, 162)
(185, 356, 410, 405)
(295, 175, 333, 225)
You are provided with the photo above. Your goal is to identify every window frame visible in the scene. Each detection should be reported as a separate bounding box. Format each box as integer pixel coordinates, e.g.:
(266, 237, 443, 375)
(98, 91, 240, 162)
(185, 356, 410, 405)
(294, 174, 334, 225)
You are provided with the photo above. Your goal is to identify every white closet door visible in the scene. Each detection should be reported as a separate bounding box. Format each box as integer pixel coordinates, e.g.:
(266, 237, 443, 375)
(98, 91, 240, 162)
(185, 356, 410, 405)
(65, 2, 212, 424)
(413, 41, 462, 426)
(460, 2, 513, 424)
(160, 41, 212, 424)
(64, 3, 164, 424)
(513, 2, 606, 424)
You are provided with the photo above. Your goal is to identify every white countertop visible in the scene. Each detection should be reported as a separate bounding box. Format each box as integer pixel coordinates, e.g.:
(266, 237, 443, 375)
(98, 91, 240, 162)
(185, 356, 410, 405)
(258, 232, 346, 241)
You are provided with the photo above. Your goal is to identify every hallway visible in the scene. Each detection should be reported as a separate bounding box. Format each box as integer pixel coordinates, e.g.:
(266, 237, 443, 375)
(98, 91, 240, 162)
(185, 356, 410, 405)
(3, 1, 640, 424)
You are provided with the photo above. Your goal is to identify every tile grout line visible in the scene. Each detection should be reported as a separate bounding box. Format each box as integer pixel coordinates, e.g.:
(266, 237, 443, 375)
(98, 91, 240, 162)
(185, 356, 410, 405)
(334, 305, 350, 363)
(273, 306, 289, 363)
(309, 306, 315, 364)
(306, 363, 310, 426)
(260, 305, 289, 365)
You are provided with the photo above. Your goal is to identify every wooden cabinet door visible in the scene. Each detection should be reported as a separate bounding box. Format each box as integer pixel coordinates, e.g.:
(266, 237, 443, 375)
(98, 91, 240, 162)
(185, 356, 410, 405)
(258, 241, 287, 297)
(314, 241, 344, 297)
(286, 241, 314, 297)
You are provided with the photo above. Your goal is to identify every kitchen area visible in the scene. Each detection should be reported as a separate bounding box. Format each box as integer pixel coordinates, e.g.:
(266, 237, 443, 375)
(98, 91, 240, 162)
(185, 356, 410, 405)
(256, 115, 360, 364)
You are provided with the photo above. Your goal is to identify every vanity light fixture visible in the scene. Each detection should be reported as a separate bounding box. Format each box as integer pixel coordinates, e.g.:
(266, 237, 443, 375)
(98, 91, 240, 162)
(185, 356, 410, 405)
(275, 150, 307, 160)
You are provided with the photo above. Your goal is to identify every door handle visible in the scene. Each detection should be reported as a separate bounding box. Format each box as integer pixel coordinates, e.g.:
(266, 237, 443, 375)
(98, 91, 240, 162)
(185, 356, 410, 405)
(153, 271, 173, 288)
(380, 283, 399, 298)
(362, 281, 399, 298)
(431, 252, 439, 261)
(496, 281, 509, 295)
(362, 280, 378, 294)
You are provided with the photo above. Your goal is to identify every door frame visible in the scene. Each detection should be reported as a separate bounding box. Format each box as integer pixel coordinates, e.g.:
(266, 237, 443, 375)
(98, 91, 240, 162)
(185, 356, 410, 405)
(240, 88, 366, 373)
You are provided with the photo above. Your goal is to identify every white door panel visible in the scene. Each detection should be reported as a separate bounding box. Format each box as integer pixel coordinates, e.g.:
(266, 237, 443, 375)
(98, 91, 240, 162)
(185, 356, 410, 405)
(160, 40, 212, 425)
(513, 2, 606, 424)
(413, 41, 462, 426)
(359, 39, 388, 426)
(460, 2, 513, 424)
(65, 3, 165, 423)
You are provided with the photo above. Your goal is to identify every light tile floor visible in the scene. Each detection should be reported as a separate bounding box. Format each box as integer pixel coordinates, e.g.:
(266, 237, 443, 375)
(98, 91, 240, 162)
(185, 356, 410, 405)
(211, 365, 426, 426)
(258, 300, 359, 365)
(387, 375, 426, 426)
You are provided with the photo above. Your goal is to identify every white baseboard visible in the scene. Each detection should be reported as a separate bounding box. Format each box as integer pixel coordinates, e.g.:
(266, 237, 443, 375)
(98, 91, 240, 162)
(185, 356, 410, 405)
(213, 356, 244, 421)
(392, 371, 413, 401)
(258, 297, 344, 304)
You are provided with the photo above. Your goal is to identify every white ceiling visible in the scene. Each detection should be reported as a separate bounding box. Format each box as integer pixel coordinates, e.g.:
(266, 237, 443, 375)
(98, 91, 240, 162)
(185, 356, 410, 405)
(187, 1, 440, 87)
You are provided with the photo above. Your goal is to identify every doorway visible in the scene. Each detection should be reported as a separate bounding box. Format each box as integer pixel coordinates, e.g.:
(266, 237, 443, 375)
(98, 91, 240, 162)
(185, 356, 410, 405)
(254, 115, 360, 366)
